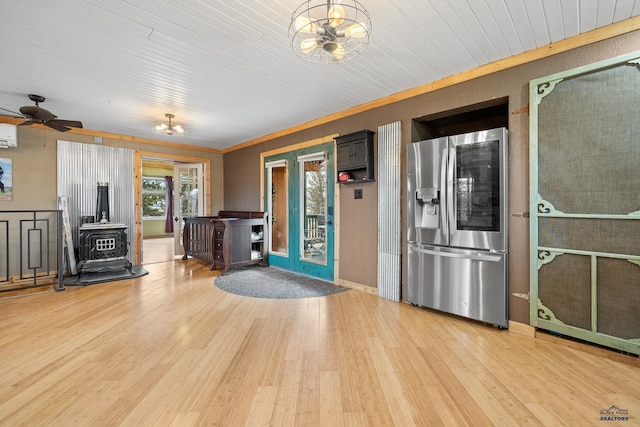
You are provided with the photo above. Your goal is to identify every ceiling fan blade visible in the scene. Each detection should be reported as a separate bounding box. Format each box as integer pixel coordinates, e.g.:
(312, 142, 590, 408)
(34, 108, 57, 122)
(20, 105, 57, 122)
(0, 107, 25, 117)
(45, 121, 72, 132)
(18, 119, 38, 126)
(51, 119, 83, 129)
(19, 105, 39, 116)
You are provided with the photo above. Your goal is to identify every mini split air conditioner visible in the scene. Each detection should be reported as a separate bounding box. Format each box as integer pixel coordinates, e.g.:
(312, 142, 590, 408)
(0, 123, 18, 148)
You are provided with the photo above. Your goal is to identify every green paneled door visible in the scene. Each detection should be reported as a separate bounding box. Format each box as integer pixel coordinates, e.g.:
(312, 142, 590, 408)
(264, 143, 335, 281)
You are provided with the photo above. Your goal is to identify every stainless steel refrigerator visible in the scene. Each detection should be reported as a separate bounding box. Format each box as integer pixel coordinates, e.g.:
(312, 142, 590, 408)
(407, 127, 508, 328)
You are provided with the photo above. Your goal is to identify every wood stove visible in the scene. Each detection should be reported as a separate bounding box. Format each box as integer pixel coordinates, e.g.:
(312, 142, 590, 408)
(77, 222, 132, 277)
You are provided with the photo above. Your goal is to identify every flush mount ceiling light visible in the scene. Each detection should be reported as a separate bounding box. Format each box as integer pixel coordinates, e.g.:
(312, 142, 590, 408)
(289, 0, 372, 63)
(153, 113, 186, 136)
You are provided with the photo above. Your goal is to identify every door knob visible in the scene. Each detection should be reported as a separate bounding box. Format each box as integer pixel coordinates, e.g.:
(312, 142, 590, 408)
(174, 216, 179, 222)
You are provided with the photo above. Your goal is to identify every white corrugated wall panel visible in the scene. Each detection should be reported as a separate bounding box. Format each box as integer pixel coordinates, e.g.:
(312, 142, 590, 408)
(377, 121, 402, 301)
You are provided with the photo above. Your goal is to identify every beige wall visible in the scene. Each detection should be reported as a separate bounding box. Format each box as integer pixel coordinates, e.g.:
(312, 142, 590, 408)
(223, 30, 640, 324)
(0, 125, 224, 253)
(2, 126, 59, 210)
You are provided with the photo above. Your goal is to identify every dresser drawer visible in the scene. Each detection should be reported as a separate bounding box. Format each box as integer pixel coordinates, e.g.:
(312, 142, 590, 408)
(214, 227, 225, 238)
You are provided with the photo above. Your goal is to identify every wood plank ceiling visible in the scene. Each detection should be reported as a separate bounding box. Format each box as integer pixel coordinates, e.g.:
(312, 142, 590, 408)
(0, 0, 639, 150)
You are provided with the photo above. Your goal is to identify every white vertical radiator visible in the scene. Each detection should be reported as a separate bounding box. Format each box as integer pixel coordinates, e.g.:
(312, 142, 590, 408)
(377, 121, 402, 301)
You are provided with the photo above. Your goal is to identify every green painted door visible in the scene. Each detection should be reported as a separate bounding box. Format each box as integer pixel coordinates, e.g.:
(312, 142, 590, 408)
(264, 143, 335, 281)
(529, 52, 640, 355)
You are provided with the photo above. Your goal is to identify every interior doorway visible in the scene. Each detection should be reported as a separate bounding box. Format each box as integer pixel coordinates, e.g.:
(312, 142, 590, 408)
(139, 156, 207, 265)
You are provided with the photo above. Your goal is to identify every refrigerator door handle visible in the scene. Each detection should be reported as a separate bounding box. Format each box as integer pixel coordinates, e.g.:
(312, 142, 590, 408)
(409, 245, 503, 262)
(439, 147, 449, 238)
(447, 144, 456, 239)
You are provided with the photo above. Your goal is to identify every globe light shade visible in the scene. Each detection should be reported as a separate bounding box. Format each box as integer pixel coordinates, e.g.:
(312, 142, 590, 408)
(153, 113, 186, 136)
(300, 38, 319, 53)
(327, 5, 345, 27)
(332, 43, 345, 60)
(294, 16, 318, 33)
(344, 22, 367, 38)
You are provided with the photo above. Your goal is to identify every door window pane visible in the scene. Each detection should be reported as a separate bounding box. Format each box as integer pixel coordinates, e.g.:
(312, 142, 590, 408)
(179, 169, 199, 217)
(456, 141, 500, 231)
(301, 158, 327, 264)
(175, 164, 203, 252)
(269, 165, 288, 254)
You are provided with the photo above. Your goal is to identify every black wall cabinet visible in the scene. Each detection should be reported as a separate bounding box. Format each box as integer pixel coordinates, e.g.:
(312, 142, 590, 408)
(335, 130, 375, 183)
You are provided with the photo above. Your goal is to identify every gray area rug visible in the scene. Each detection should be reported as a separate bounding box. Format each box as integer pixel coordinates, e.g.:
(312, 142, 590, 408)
(214, 266, 349, 299)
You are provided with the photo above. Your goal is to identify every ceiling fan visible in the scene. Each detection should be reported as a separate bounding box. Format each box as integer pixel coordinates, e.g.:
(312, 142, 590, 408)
(0, 94, 83, 132)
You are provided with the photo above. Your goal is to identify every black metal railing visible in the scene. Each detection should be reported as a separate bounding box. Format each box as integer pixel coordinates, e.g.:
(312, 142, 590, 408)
(0, 210, 65, 293)
(304, 214, 326, 252)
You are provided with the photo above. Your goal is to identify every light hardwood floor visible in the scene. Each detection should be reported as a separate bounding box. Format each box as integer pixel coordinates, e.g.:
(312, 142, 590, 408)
(0, 260, 638, 426)
(142, 237, 177, 265)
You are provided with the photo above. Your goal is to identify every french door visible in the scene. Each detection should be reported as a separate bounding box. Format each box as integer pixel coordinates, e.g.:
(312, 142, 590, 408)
(173, 163, 204, 255)
(264, 143, 335, 281)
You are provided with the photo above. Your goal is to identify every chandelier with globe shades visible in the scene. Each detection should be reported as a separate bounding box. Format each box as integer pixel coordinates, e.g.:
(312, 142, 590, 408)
(153, 113, 186, 136)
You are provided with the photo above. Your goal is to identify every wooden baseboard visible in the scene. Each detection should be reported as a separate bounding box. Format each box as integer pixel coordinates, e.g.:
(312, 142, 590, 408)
(0, 285, 55, 299)
(508, 321, 536, 337)
(338, 279, 378, 295)
(536, 330, 640, 367)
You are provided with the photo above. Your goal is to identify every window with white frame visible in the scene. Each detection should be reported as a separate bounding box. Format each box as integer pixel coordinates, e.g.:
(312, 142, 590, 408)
(142, 176, 167, 219)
